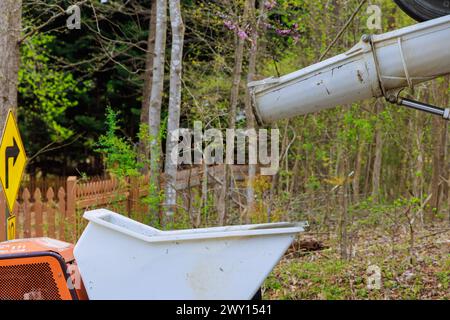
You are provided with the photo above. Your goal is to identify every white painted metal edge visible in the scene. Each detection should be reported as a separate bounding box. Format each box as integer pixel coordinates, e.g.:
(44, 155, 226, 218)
(372, 14, 450, 44)
(82, 209, 306, 243)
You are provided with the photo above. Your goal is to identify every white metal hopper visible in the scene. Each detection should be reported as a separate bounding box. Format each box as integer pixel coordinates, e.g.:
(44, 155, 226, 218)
(74, 209, 306, 300)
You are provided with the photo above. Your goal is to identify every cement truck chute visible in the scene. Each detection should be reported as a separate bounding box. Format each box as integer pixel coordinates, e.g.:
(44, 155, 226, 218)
(249, 15, 450, 124)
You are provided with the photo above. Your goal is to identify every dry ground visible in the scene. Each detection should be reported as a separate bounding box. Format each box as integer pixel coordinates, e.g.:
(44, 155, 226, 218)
(263, 223, 449, 300)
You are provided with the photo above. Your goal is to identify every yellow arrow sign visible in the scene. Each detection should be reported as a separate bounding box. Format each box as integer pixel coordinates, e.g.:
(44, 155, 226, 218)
(0, 110, 27, 212)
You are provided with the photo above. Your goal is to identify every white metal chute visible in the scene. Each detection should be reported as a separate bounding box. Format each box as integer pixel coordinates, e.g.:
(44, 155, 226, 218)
(250, 15, 450, 124)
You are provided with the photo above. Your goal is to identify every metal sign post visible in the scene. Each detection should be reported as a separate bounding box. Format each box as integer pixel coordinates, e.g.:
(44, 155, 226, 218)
(6, 207, 15, 240)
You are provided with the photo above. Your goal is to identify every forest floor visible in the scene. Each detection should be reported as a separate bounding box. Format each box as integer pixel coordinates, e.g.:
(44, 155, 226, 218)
(263, 221, 449, 300)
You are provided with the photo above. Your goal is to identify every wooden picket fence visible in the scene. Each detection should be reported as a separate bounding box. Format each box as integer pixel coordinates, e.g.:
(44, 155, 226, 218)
(0, 176, 128, 243)
(0, 165, 253, 242)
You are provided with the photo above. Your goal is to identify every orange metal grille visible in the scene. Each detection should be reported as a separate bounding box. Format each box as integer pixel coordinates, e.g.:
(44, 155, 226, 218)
(0, 255, 73, 300)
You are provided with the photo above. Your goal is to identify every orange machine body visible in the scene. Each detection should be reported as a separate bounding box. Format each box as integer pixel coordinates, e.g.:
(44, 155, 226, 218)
(0, 237, 88, 300)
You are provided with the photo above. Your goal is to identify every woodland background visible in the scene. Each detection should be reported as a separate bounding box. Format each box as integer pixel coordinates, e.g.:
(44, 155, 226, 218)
(0, 0, 448, 299)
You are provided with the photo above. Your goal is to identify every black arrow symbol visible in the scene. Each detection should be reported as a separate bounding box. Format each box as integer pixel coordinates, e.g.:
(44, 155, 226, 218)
(5, 137, 20, 189)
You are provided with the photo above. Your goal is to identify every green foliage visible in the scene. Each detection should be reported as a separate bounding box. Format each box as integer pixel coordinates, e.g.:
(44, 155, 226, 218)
(136, 121, 170, 226)
(436, 257, 450, 290)
(95, 107, 142, 179)
(18, 33, 90, 141)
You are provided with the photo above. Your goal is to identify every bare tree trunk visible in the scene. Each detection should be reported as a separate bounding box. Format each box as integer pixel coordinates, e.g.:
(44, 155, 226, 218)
(442, 81, 449, 214)
(353, 141, 363, 202)
(372, 99, 384, 201)
(430, 114, 443, 215)
(199, 160, 208, 227)
(429, 76, 449, 218)
(363, 138, 373, 196)
(290, 154, 300, 194)
(220, 4, 250, 226)
(243, 0, 265, 223)
(139, 0, 157, 174)
(0, 0, 22, 126)
(339, 158, 349, 260)
(267, 124, 279, 223)
(413, 109, 425, 200)
(148, 0, 167, 219)
(438, 77, 449, 206)
(164, 0, 185, 220)
(439, 117, 448, 203)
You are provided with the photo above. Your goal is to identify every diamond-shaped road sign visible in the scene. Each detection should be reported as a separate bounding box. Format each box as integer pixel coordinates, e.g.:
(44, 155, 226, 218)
(0, 110, 27, 212)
